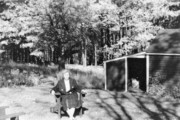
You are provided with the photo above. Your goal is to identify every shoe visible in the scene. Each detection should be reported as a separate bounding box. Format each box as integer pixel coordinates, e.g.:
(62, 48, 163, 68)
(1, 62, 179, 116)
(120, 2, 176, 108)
(70, 117, 76, 120)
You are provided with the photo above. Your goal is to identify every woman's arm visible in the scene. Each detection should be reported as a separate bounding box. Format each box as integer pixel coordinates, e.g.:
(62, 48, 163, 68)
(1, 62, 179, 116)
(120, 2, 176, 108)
(51, 81, 60, 93)
(73, 79, 82, 93)
(51, 80, 67, 95)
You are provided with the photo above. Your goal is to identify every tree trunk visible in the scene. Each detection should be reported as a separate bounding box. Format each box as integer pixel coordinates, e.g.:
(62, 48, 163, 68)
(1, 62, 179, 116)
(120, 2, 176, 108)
(80, 24, 87, 67)
(99, 28, 104, 63)
(82, 44, 86, 67)
(95, 44, 97, 66)
(106, 27, 111, 47)
(51, 47, 54, 63)
(58, 56, 65, 71)
(84, 39, 87, 67)
(57, 36, 65, 71)
(82, 37, 87, 67)
(70, 55, 74, 64)
(78, 49, 82, 64)
(100, 28, 104, 47)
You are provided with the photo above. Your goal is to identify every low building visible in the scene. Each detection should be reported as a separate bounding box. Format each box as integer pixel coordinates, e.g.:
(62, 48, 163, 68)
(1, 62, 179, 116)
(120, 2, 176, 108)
(104, 29, 180, 92)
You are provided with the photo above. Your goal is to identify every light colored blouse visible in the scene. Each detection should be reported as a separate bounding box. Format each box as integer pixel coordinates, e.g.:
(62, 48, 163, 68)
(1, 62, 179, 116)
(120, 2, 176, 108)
(64, 79, 70, 92)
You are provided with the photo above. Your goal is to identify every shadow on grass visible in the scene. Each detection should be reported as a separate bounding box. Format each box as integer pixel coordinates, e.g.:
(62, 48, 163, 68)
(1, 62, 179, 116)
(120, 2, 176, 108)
(93, 90, 180, 120)
(132, 92, 180, 120)
(51, 106, 88, 118)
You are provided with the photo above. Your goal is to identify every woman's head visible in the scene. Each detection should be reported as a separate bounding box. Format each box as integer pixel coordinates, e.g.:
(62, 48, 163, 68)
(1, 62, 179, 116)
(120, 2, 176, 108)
(57, 69, 70, 80)
(63, 70, 70, 80)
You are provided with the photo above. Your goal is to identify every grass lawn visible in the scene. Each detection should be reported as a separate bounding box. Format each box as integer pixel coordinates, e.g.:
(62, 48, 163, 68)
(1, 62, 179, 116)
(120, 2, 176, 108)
(1, 80, 180, 120)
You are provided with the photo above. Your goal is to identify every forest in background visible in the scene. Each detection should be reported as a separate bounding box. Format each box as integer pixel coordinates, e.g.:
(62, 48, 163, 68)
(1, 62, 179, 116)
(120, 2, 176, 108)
(0, 0, 180, 67)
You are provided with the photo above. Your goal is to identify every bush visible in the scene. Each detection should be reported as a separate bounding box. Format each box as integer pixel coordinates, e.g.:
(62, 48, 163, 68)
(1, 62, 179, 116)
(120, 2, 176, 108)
(0, 62, 58, 87)
(166, 83, 180, 99)
(149, 75, 180, 100)
(69, 67, 104, 89)
(0, 62, 105, 89)
(148, 84, 165, 97)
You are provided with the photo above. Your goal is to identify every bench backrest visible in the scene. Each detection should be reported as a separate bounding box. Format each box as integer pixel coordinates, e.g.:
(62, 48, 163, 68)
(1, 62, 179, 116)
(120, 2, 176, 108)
(0, 106, 25, 120)
(0, 112, 25, 120)
(0, 106, 9, 117)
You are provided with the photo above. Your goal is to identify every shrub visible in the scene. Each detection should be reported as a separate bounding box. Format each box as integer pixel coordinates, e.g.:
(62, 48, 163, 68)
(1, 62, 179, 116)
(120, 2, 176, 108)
(149, 75, 180, 100)
(166, 83, 180, 99)
(148, 84, 165, 97)
(0, 61, 58, 87)
(69, 67, 104, 89)
(0, 62, 105, 89)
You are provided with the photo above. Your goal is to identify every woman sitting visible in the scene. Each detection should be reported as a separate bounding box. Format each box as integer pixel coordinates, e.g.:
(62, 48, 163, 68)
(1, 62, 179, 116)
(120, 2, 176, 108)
(51, 69, 82, 120)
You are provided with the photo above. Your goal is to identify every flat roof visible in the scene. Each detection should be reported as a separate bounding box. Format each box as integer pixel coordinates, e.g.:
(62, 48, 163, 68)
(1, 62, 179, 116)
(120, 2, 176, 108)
(104, 52, 146, 63)
(104, 52, 180, 63)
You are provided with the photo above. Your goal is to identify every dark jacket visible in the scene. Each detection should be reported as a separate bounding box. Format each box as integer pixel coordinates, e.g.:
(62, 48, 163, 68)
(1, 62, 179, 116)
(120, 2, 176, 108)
(52, 78, 82, 110)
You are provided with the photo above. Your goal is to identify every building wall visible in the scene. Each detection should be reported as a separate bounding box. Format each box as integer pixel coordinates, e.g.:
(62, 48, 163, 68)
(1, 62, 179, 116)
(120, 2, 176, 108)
(149, 55, 180, 87)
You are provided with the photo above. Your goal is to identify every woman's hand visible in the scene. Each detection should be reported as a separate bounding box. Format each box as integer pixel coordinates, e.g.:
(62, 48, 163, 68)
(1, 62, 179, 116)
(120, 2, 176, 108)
(51, 90, 55, 95)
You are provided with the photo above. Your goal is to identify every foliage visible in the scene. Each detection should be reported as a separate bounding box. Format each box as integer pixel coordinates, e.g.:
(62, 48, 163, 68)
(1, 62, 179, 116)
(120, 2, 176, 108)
(0, 0, 180, 64)
(66, 64, 104, 89)
(149, 75, 180, 100)
(103, 0, 180, 59)
(0, 60, 57, 87)
(0, 62, 104, 89)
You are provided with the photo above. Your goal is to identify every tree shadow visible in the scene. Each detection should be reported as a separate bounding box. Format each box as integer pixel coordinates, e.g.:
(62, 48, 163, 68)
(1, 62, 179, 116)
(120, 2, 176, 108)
(51, 106, 88, 118)
(74, 107, 88, 117)
(130, 92, 180, 120)
(94, 91, 132, 120)
(92, 90, 180, 120)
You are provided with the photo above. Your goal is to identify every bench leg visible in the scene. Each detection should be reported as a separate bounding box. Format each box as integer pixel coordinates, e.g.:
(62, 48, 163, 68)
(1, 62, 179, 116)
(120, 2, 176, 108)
(79, 106, 83, 116)
(58, 106, 61, 118)
(0, 108, 6, 120)
(10, 116, 19, 120)
(57, 98, 61, 118)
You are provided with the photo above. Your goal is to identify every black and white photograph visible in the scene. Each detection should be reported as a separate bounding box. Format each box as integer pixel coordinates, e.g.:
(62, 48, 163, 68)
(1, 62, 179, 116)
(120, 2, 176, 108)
(0, 0, 180, 120)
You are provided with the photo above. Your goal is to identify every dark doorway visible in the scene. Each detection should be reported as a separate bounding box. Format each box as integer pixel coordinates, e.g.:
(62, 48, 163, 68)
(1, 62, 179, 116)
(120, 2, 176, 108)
(127, 58, 146, 91)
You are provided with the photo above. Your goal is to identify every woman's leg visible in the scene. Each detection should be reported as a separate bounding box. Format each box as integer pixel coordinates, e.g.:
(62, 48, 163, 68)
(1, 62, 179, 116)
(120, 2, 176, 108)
(67, 108, 75, 120)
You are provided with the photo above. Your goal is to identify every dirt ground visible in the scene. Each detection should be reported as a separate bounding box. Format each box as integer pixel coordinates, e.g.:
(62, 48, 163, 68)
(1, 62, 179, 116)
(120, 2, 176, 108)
(1, 82, 180, 120)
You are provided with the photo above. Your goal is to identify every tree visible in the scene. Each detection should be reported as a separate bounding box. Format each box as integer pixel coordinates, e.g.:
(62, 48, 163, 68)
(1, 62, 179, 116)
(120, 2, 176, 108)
(1, 0, 180, 65)
(102, 0, 180, 60)
(0, 0, 91, 66)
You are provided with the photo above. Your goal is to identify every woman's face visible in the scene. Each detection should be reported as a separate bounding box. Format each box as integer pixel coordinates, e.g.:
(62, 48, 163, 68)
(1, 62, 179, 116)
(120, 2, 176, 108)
(64, 72, 69, 80)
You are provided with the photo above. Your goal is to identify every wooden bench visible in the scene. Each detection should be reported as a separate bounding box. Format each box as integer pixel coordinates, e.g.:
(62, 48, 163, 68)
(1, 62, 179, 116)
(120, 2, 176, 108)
(50, 91, 86, 118)
(0, 106, 25, 120)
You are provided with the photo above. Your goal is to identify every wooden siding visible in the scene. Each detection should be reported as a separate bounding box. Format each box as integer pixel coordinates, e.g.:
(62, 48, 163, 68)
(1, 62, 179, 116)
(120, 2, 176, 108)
(106, 58, 126, 91)
(149, 55, 180, 86)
